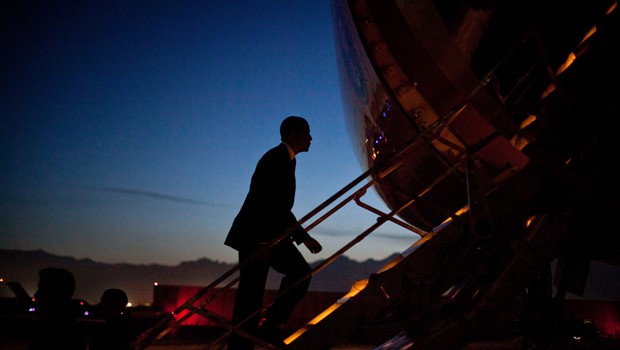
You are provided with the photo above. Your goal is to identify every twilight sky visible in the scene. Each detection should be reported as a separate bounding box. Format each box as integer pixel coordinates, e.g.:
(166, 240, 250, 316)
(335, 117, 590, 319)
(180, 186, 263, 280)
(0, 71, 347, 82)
(1, 0, 417, 265)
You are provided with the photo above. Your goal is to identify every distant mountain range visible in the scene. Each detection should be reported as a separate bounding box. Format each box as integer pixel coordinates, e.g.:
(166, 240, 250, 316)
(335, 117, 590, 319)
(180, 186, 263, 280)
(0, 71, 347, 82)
(0, 249, 398, 305)
(3, 249, 619, 307)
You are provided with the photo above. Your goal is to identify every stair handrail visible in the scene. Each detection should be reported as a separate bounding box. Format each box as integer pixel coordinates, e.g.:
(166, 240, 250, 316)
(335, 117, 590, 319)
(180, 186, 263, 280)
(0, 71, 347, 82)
(133, 96, 471, 349)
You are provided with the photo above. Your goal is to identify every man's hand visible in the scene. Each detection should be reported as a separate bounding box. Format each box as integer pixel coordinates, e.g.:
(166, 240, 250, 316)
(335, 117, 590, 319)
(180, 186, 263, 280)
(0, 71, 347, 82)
(303, 237, 322, 254)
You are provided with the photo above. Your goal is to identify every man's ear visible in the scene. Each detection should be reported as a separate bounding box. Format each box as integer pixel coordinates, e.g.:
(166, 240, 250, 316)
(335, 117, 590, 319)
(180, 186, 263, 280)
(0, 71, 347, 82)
(285, 131, 299, 145)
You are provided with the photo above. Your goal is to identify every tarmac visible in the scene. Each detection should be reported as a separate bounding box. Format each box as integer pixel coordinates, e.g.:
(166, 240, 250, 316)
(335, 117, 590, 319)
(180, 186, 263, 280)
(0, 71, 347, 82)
(141, 326, 375, 350)
(146, 345, 373, 350)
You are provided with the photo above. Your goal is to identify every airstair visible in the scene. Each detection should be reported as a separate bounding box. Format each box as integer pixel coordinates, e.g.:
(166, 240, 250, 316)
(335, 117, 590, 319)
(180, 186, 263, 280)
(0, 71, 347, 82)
(129, 2, 616, 348)
(131, 94, 564, 350)
(130, 100, 469, 350)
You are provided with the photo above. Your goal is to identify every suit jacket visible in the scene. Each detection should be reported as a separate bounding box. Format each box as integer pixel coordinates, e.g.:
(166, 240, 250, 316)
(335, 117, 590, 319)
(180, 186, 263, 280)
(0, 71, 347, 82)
(225, 143, 309, 251)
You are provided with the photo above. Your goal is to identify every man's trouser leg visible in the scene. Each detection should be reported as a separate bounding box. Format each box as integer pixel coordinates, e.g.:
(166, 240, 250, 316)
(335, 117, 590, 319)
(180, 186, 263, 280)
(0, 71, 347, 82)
(228, 249, 269, 350)
(265, 242, 312, 329)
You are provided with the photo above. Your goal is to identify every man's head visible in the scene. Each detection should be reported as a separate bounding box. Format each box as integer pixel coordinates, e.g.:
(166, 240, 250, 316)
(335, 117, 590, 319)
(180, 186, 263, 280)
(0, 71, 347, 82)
(34, 267, 76, 310)
(280, 116, 312, 154)
(97, 288, 128, 317)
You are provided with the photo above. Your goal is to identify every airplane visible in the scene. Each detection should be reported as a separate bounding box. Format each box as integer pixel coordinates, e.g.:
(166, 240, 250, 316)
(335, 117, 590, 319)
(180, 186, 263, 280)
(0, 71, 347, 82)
(133, 0, 620, 349)
(284, 0, 619, 348)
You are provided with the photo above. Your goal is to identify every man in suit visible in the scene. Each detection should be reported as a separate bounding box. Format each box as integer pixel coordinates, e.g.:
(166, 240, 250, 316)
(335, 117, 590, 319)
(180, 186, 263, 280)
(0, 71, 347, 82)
(225, 116, 322, 350)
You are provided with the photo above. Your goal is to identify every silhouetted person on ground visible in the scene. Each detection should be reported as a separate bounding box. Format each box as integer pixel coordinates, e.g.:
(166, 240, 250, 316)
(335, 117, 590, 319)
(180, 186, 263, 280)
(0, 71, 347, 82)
(29, 267, 87, 350)
(90, 288, 134, 350)
(225, 116, 322, 350)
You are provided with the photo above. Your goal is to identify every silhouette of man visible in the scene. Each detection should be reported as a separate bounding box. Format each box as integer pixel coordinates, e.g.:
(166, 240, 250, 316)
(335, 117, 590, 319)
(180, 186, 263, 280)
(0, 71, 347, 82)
(90, 288, 133, 350)
(225, 116, 322, 350)
(29, 267, 87, 350)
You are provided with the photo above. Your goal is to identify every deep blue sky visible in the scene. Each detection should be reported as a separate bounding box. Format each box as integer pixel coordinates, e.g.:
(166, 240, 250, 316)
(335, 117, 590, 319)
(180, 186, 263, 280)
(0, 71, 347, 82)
(1, 0, 416, 265)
